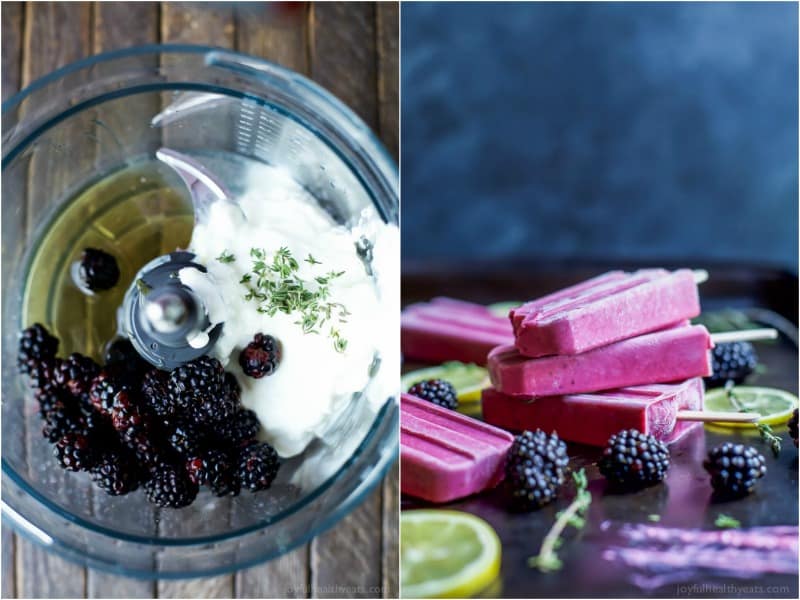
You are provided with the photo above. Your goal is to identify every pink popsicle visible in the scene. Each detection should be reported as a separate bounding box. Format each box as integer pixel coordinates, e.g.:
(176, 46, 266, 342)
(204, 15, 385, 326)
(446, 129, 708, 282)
(481, 378, 704, 447)
(401, 393, 514, 503)
(489, 324, 713, 397)
(401, 297, 514, 365)
(510, 269, 701, 358)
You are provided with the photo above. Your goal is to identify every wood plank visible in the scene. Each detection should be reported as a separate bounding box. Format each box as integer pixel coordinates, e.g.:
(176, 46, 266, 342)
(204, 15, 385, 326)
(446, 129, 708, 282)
(232, 6, 314, 596)
(311, 487, 383, 598)
(16, 536, 85, 599)
(2, 527, 16, 599)
(161, 1, 235, 46)
(156, 3, 236, 598)
(235, 3, 310, 75)
(235, 546, 310, 599)
(375, 2, 399, 160)
(18, 3, 92, 598)
(381, 463, 399, 599)
(2, 4, 23, 598)
(93, 1, 159, 49)
(308, 2, 378, 130)
(84, 5, 159, 598)
(307, 5, 388, 598)
(1, 1, 23, 102)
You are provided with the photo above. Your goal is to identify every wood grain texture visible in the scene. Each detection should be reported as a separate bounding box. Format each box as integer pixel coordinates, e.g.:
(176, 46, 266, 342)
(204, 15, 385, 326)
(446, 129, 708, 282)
(309, 2, 378, 130)
(2, 528, 16, 599)
(235, 3, 310, 74)
(376, 2, 399, 159)
(311, 488, 383, 598)
(17, 4, 92, 598)
(381, 462, 399, 599)
(235, 546, 311, 599)
(94, 1, 159, 49)
(1, 1, 23, 102)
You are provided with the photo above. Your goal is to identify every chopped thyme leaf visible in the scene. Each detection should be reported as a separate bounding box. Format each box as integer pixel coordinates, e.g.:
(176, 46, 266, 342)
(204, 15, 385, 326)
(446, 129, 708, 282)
(216, 250, 236, 263)
(241, 247, 349, 351)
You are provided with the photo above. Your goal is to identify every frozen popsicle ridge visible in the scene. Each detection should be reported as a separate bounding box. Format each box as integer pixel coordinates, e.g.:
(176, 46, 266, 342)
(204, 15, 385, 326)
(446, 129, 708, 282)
(482, 378, 705, 447)
(488, 324, 713, 398)
(401, 393, 513, 503)
(510, 269, 702, 358)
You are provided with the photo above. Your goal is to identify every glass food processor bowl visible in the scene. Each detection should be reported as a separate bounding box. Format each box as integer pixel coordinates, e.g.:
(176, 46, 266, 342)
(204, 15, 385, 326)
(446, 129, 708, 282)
(1, 45, 398, 578)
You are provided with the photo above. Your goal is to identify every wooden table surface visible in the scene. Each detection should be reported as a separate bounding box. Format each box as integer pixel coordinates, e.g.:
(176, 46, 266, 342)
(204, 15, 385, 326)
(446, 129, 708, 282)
(1, 2, 398, 598)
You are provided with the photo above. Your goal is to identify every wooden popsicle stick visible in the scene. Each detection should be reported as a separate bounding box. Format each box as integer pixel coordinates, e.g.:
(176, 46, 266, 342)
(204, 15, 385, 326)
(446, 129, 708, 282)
(710, 328, 778, 344)
(676, 410, 760, 423)
(693, 269, 709, 284)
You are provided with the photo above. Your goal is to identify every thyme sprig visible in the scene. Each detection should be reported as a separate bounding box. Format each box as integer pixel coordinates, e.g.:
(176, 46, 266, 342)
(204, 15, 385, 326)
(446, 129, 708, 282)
(236, 247, 350, 352)
(528, 469, 592, 573)
(725, 381, 782, 456)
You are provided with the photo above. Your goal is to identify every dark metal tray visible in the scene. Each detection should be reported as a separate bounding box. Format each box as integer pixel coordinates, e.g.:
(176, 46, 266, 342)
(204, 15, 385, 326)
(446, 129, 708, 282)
(402, 263, 799, 598)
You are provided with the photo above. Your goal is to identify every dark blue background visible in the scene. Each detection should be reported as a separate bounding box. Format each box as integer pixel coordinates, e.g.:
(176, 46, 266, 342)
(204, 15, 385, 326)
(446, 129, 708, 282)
(401, 2, 798, 271)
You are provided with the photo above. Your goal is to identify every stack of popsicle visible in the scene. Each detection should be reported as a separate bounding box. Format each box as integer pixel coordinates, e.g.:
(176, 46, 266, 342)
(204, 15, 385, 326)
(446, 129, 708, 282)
(482, 268, 768, 446)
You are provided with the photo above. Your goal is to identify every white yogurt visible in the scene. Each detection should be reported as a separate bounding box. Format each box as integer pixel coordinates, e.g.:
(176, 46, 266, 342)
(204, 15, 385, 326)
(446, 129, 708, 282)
(179, 164, 398, 460)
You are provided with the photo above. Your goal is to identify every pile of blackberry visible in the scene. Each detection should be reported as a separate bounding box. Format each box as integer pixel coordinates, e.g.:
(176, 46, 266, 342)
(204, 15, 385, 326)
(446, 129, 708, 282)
(505, 429, 569, 510)
(18, 323, 280, 509)
(599, 429, 671, 489)
(703, 443, 767, 498)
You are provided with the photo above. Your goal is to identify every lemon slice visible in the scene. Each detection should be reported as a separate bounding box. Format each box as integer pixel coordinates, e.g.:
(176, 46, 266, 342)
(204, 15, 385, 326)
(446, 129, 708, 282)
(401, 510, 501, 599)
(705, 386, 799, 427)
(402, 362, 490, 404)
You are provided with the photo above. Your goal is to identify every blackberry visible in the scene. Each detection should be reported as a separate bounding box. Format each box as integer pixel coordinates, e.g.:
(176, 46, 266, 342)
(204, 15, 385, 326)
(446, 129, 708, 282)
(186, 449, 240, 496)
(506, 430, 569, 482)
(789, 409, 798, 448)
(506, 463, 562, 510)
(27, 358, 64, 396)
(145, 462, 199, 508)
(504, 430, 569, 510)
(167, 420, 207, 457)
(78, 247, 120, 291)
(88, 371, 130, 415)
(79, 404, 117, 446)
(104, 338, 149, 384)
(91, 450, 141, 496)
(599, 429, 670, 489)
(239, 334, 280, 378)
(124, 430, 165, 472)
(37, 390, 64, 416)
(706, 342, 758, 388)
(110, 395, 151, 442)
(186, 391, 237, 426)
(237, 441, 280, 491)
(407, 379, 458, 410)
(216, 408, 260, 446)
(18, 323, 59, 372)
(41, 398, 86, 442)
(55, 353, 100, 397)
(168, 356, 225, 399)
(54, 433, 97, 471)
(703, 443, 767, 498)
(142, 369, 181, 417)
